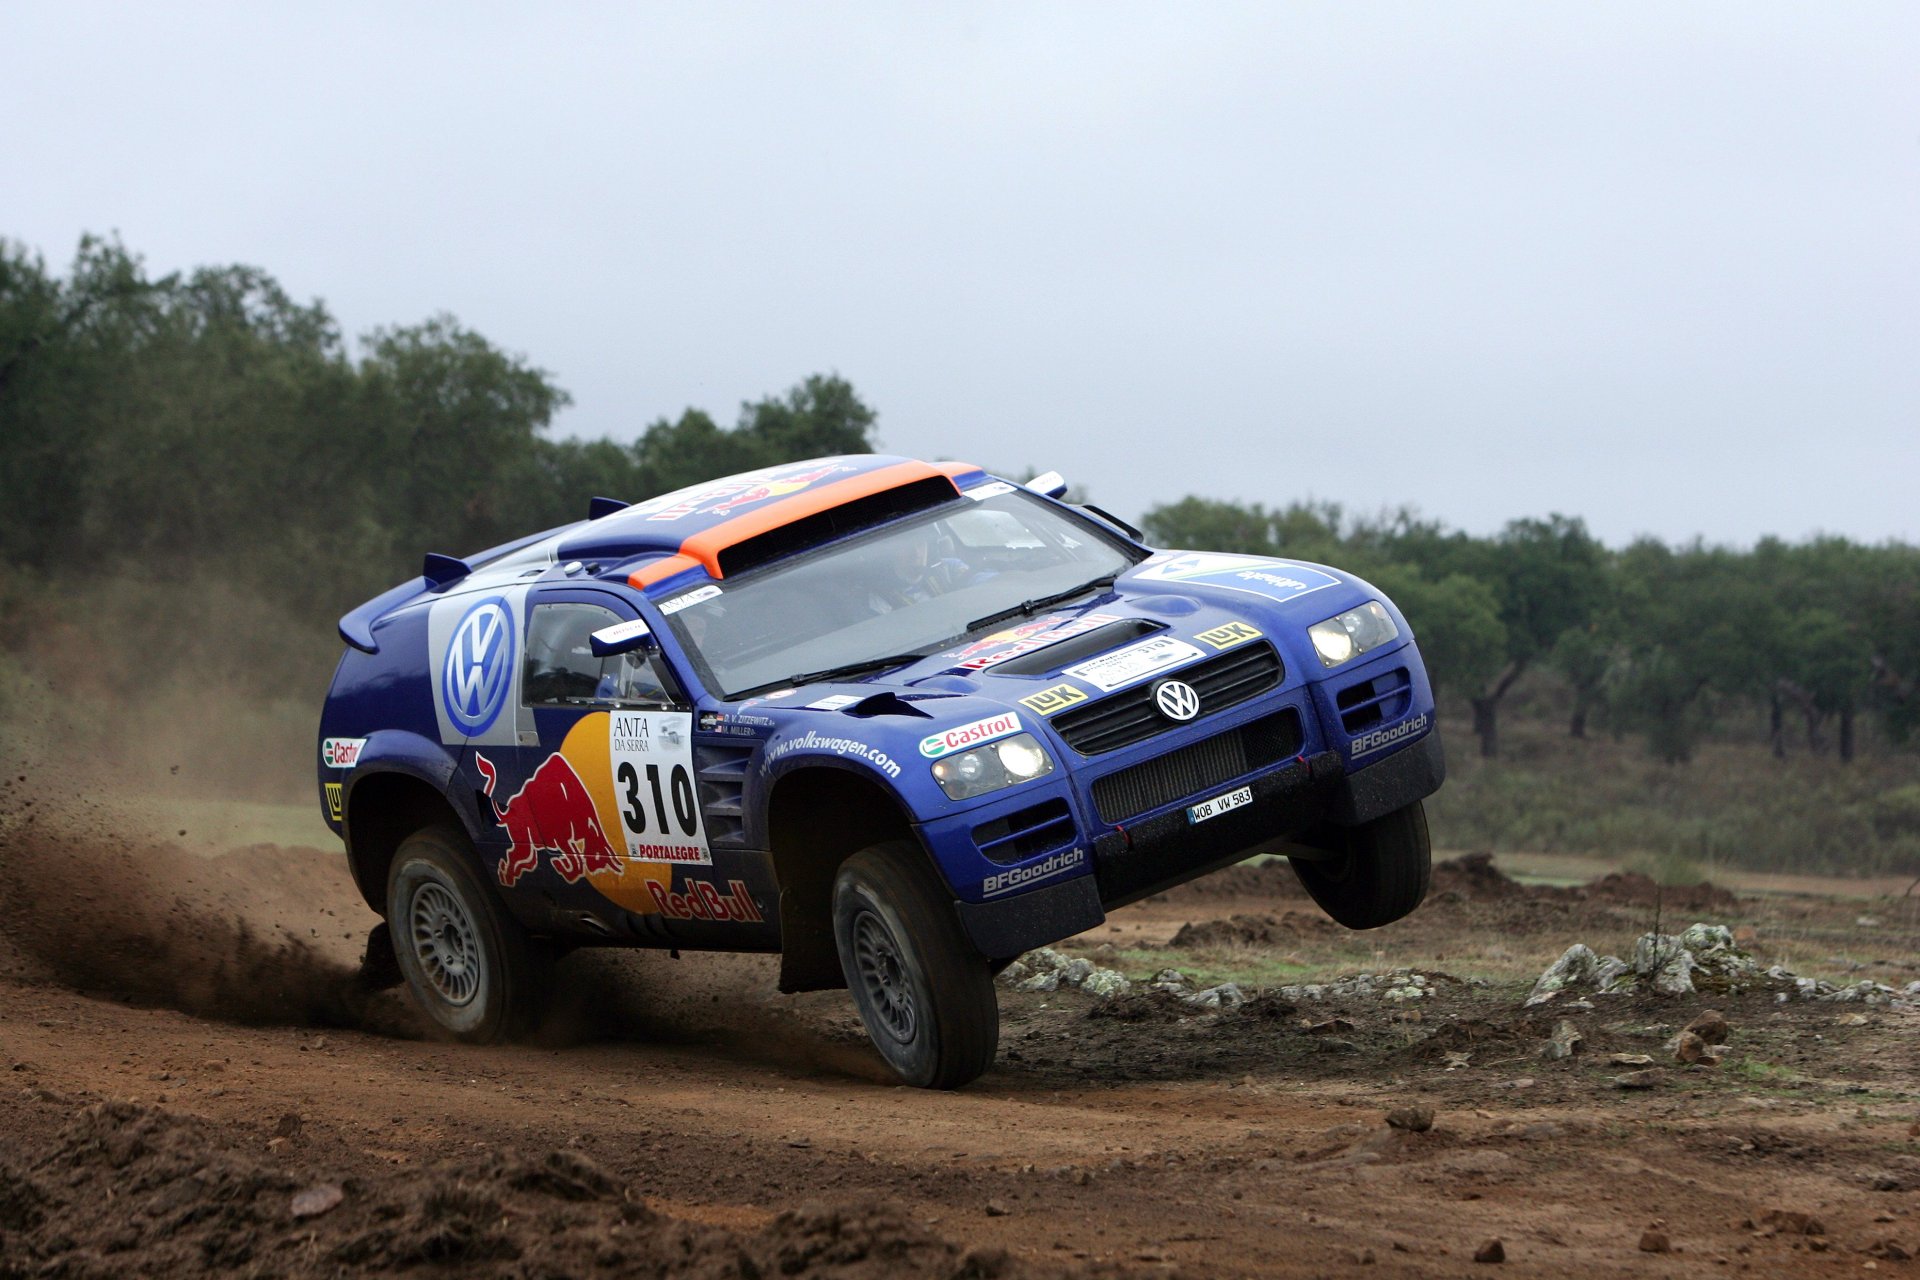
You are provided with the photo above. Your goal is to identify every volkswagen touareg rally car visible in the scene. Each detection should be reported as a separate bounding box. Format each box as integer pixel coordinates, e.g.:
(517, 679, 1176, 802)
(319, 456, 1444, 1087)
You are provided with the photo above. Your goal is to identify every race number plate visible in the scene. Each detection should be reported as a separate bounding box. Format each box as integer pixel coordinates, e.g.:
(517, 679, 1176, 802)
(1187, 785, 1252, 825)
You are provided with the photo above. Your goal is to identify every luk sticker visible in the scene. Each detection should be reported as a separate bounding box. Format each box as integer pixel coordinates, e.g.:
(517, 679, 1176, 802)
(441, 596, 515, 735)
(1195, 621, 1262, 651)
(1132, 553, 1341, 606)
(1019, 683, 1087, 716)
(1063, 636, 1204, 693)
(608, 710, 710, 865)
(320, 737, 366, 769)
(920, 711, 1023, 759)
(323, 782, 343, 822)
(659, 584, 721, 615)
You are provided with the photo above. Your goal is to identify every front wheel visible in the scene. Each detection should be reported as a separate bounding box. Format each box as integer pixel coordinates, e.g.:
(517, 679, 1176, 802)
(386, 824, 551, 1042)
(1290, 800, 1432, 929)
(832, 843, 999, 1089)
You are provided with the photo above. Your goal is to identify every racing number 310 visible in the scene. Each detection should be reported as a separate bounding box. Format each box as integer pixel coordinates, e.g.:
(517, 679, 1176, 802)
(616, 761, 698, 837)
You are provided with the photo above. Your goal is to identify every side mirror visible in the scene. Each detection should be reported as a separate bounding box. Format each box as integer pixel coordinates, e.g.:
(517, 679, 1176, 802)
(1025, 470, 1068, 499)
(590, 618, 657, 657)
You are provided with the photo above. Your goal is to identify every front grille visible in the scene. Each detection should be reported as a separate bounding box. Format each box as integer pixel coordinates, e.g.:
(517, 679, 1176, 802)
(1051, 641, 1283, 755)
(971, 798, 1075, 865)
(1091, 708, 1302, 824)
(1337, 667, 1411, 733)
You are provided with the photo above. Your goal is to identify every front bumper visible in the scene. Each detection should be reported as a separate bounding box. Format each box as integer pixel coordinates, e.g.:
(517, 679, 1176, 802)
(951, 726, 1445, 957)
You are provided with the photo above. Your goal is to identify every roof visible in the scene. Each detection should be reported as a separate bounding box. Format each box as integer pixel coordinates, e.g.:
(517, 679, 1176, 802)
(540, 454, 984, 584)
(339, 454, 987, 652)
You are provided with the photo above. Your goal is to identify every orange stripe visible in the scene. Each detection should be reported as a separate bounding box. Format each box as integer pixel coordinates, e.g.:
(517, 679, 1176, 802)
(627, 459, 978, 591)
(627, 553, 700, 590)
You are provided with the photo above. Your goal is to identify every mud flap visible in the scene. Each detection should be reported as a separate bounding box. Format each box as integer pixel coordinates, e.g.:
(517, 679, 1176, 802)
(355, 922, 405, 993)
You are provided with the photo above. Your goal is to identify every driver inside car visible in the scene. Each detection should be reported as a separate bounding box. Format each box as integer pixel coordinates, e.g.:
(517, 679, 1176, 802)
(867, 527, 968, 613)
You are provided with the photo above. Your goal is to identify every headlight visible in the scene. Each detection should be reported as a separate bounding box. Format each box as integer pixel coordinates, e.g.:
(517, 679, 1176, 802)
(930, 732, 1055, 800)
(1307, 601, 1400, 668)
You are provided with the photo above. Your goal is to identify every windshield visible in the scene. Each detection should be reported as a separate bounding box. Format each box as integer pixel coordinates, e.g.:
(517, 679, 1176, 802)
(660, 489, 1144, 698)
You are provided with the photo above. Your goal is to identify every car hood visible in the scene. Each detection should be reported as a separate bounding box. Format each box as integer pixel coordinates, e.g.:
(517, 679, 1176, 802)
(772, 551, 1398, 709)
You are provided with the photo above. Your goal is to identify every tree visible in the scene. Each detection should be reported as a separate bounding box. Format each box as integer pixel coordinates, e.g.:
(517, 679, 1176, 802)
(628, 374, 879, 500)
(1461, 515, 1607, 758)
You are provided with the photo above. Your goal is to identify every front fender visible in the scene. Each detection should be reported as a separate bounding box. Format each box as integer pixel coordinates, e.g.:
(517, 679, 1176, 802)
(342, 729, 482, 842)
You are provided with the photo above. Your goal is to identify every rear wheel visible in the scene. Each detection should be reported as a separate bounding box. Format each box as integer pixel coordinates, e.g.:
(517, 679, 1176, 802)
(1290, 800, 1432, 929)
(386, 824, 550, 1042)
(832, 842, 998, 1089)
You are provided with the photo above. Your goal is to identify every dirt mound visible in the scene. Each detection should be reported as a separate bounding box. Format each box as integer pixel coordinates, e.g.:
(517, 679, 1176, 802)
(1152, 858, 1306, 902)
(1430, 852, 1529, 900)
(0, 1099, 1035, 1278)
(1405, 1018, 1531, 1061)
(1581, 871, 1739, 912)
(1167, 912, 1337, 948)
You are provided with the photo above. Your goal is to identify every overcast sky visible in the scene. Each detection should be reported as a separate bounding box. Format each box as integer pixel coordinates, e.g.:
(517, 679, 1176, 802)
(6, 4, 1915, 547)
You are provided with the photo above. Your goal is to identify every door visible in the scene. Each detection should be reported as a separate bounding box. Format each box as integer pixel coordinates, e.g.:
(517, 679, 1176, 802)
(468, 586, 771, 946)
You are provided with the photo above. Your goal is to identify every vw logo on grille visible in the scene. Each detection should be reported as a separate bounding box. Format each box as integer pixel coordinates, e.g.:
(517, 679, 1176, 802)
(1153, 679, 1201, 722)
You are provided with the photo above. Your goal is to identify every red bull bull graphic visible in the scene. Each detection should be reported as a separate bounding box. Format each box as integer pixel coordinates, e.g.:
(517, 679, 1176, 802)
(476, 752, 624, 888)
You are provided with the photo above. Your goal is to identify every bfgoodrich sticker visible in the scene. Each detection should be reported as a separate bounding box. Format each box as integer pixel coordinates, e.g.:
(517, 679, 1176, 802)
(982, 846, 1086, 898)
(1350, 712, 1430, 760)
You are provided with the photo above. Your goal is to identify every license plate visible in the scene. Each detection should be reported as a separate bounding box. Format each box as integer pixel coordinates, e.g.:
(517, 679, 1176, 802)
(1187, 785, 1252, 824)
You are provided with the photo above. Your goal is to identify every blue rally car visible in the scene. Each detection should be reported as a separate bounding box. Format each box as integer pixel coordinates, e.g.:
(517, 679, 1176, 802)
(319, 456, 1444, 1087)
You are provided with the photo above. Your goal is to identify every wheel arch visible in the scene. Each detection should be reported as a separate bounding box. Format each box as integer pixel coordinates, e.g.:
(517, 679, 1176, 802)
(343, 767, 476, 914)
(765, 762, 928, 993)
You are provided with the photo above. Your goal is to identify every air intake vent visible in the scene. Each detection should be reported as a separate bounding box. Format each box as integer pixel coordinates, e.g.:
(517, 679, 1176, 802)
(1051, 642, 1284, 755)
(1336, 667, 1411, 733)
(1091, 708, 1302, 824)
(985, 620, 1158, 676)
(717, 476, 959, 578)
(970, 798, 1075, 865)
(694, 744, 754, 847)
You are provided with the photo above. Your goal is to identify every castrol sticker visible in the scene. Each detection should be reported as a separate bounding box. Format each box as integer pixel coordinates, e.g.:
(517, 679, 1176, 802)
(321, 738, 367, 769)
(919, 712, 1023, 759)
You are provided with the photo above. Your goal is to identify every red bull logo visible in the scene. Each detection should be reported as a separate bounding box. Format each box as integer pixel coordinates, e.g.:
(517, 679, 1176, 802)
(476, 752, 625, 888)
(704, 465, 845, 517)
(645, 877, 764, 923)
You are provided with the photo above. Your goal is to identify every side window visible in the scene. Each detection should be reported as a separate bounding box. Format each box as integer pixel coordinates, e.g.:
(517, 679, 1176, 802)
(523, 603, 674, 707)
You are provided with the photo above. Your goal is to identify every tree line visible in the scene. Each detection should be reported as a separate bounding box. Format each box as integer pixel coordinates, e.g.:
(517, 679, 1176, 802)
(1140, 500, 1920, 764)
(3, 236, 1916, 765)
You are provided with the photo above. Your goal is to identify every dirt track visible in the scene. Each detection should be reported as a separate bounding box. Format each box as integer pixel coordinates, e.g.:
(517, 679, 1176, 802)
(3, 798, 1919, 1276)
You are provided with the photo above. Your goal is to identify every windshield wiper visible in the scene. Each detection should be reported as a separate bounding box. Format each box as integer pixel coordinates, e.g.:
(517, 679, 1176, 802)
(966, 575, 1118, 634)
(754, 651, 937, 695)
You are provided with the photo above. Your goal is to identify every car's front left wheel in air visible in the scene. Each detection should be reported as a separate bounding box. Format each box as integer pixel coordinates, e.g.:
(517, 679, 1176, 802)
(1289, 799, 1432, 929)
(832, 842, 999, 1089)
(386, 823, 551, 1043)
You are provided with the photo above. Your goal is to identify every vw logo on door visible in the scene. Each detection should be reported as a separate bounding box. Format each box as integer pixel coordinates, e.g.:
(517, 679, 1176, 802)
(442, 597, 514, 735)
(1153, 679, 1200, 722)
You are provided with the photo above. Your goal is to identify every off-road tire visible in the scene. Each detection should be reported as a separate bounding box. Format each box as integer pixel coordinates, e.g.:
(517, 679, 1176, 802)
(1290, 800, 1432, 929)
(832, 842, 999, 1089)
(386, 824, 550, 1042)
